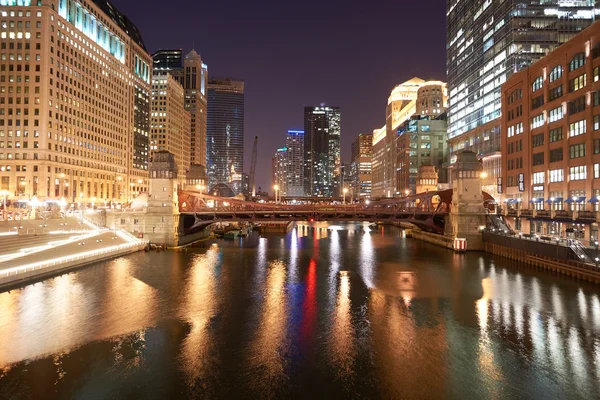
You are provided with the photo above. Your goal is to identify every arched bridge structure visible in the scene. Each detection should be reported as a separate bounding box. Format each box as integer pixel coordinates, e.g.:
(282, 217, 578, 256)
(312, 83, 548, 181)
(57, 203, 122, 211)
(177, 189, 494, 236)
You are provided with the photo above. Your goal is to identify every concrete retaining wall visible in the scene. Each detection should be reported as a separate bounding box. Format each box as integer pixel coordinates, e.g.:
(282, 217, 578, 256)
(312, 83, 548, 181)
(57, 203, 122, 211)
(0, 243, 146, 292)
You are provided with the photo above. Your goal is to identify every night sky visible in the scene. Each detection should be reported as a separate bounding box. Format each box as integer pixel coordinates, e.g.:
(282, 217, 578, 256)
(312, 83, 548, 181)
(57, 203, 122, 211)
(117, 0, 447, 192)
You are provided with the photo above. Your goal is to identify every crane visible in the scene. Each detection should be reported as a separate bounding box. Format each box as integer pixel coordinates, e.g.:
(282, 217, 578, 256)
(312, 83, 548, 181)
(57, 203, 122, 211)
(249, 136, 258, 197)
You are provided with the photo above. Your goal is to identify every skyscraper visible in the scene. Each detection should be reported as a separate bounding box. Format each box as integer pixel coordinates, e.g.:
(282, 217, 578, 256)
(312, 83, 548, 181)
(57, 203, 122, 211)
(303, 106, 341, 197)
(152, 49, 183, 72)
(207, 77, 245, 193)
(286, 130, 305, 197)
(447, 0, 597, 196)
(152, 49, 208, 170)
(150, 74, 191, 180)
(272, 147, 288, 196)
(351, 133, 373, 198)
(0, 0, 152, 204)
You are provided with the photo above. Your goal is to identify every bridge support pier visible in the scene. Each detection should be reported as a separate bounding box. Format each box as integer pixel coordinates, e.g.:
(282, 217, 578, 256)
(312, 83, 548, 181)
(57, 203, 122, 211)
(144, 152, 180, 247)
(449, 151, 486, 250)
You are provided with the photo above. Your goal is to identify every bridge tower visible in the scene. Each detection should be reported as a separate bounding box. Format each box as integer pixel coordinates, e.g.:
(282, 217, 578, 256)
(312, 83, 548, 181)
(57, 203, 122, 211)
(146, 151, 180, 246)
(450, 151, 486, 250)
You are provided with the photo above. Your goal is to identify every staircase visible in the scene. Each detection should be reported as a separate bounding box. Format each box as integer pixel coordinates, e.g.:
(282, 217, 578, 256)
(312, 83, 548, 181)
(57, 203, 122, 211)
(568, 239, 593, 264)
(487, 214, 515, 234)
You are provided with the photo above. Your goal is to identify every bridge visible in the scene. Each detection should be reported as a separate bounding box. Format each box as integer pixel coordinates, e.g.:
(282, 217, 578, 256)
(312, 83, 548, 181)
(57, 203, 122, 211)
(176, 189, 494, 235)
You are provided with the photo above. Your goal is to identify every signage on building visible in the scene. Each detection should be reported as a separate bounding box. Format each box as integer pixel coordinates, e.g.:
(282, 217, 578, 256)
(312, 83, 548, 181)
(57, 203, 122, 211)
(497, 177, 502, 194)
(533, 185, 544, 191)
(518, 173, 525, 192)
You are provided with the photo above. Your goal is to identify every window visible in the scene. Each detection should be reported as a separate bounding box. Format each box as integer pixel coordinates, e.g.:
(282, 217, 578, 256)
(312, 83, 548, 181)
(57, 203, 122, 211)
(550, 148, 563, 162)
(569, 74, 586, 92)
(549, 65, 563, 82)
(531, 94, 544, 110)
(569, 52, 586, 71)
(549, 85, 563, 101)
(569, 120, 586, 137)
(531, 114, 545, 129)
(594, 91, 600, 106)
(568, 96, 586, 115)
(570, 165, 587, 181)
(507, 125, 514, 138)
(549, 106, 563, 122)
(532, 76, 544, 92)
(532, 133, 544, 147)
(569, 143, 586, 159)
(595, 139, 600, 154)
(533, 172, 545, 184)
(595, 164, 600, 179)
(533, 152, 545, 166)
(549, 169, 564, 183)
(549, 127, 563, 142)
(516, 122, 523, 135)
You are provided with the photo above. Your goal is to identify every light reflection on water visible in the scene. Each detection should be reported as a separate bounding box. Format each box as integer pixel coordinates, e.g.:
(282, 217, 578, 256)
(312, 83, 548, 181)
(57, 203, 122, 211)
(0, 223, 599, 399)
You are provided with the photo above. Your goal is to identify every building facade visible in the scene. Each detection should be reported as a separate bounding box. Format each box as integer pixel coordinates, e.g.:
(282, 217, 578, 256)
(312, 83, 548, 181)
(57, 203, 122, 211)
(0, 0, 152, 205)
(272, 147, 287, 195)
(152, 49, 208, 170)
(207, 77, 244, 194)
(285, 129, 304, 197)
(151, 74, 191, 180)
(447, 0, 598, 198)
(350, 132, 373, 198)
(371, 79, 448, 198)
(501, 20, 600, 243)
(303, 105, 341, 197)
(396, 116, 448, 196)
(152, 48, 182, 72)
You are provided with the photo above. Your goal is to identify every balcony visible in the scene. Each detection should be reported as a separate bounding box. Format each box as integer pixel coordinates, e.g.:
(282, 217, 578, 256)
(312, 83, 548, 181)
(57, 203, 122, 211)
(520, 209, 533, 218)
(555, 210, 573, 220)
(577, 211, 598, 222)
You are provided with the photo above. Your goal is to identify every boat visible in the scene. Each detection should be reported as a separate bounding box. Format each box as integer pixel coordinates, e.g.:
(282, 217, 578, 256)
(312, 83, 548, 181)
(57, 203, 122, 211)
(224, 230, 241, 240)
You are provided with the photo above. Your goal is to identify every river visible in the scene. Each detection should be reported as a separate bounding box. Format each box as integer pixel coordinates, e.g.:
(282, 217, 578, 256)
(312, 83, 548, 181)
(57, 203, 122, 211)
(1, 222, 599, 399)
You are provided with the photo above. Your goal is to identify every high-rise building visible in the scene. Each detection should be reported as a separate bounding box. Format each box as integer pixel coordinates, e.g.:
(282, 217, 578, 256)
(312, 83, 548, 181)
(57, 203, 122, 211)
(396, 115, 448, 196)
(371, 79, 448, 198)
(351, 133, 373, 198)
(286, 130, 304, 197)
(152, 49, 183, 72)
(446, 0, 598, 198)
(0, 0, 152, 204)
(303, 106, 341, 197)
(207, 77, 245, 194)
(272, 147, 288, 196)
(152, 49, 208, 170)
(150, 74, 191, 180)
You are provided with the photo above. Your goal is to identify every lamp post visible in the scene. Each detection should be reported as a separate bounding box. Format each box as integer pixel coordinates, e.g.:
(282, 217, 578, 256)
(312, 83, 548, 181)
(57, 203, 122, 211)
(343, 187, 349, 204)
(273, 184, 279, 204)
(0, 189, 8, 221)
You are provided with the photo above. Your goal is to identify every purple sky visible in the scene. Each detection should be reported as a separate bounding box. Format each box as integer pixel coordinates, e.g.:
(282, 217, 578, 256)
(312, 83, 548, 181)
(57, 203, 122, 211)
(117, 0, 447, 192)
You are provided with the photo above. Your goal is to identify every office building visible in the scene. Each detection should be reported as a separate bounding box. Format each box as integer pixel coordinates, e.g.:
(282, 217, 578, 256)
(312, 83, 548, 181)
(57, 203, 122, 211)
(207, 77, 244, 193)
(371, 79, 448, 198)
(350, 133, 373, 197)
(303, 105, 341, 197)
(152, 48, 182, 72)
(152, 49, 208, 169)
(285, 130, 304, 197)
(447, 0, 597, 198)
(0, 0, 152, 204)
(501, 20, 600, 243)
(272, 147, 287, 196)
(396, 115, 448, 195)
(151, 74, 191, 180)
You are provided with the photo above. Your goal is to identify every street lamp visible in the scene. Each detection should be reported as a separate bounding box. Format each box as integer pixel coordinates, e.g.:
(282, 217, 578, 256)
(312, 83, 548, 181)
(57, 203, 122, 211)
(343, 187, 349, 204)
(273, 184, 280, 204)
(481, 171, 488, 179)
(405, 189, 410, 197)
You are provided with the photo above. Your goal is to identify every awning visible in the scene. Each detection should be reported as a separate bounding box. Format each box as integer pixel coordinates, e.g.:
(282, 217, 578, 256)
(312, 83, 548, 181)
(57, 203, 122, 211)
(565, 196, 586, 204)
(529, 198, 544, 204)
(545, 197, 563, 204)
(588, 197, 600, 203)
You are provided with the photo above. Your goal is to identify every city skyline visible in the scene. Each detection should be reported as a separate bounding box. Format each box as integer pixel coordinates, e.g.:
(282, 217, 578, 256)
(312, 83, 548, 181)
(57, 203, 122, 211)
(112, 0, 447, 193)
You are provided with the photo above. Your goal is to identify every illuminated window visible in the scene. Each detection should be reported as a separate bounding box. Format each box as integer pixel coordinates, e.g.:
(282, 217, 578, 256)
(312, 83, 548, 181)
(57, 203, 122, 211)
(569, 52, 586, 71)
(549, 65, 563, 82)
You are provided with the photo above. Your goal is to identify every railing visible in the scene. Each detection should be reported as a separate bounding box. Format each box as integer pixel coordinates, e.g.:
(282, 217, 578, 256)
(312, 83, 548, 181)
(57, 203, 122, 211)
(1, 241, 147, 280)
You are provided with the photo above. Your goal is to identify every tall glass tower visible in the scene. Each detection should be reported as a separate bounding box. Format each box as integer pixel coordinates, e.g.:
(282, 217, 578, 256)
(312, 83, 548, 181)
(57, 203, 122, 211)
(303, 106, 341, 197)
(207, 77, 245, 194)
(447, 0, 598, 196)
